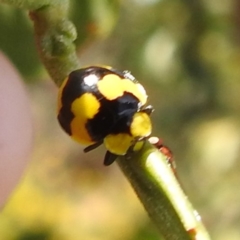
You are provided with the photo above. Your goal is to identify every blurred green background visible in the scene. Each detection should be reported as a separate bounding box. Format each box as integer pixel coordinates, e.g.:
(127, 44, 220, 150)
(1, 0, 240, 239)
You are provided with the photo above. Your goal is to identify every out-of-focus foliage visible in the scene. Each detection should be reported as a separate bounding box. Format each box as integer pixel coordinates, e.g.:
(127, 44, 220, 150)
(0, 0, 119, 80)
(1, 0, 240, 239)
(0, 5, 42, 78)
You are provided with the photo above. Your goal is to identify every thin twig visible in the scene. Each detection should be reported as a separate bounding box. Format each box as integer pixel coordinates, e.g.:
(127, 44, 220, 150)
(118, 141, 211, 240)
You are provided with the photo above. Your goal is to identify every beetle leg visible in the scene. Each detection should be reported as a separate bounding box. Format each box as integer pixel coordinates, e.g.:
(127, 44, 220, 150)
(83, 141, 103, 153)
(103, 151, 118, 166)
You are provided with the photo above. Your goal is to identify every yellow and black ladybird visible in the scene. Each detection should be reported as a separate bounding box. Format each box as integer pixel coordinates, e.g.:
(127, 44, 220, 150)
(57, 66, 153, 165)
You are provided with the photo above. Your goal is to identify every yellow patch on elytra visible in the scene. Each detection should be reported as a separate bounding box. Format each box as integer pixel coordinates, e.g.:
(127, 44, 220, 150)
(97, 74, 147, 104)
(71, 117, 94, 144)
(71, 93, 100, 119)
(104, 133, 134, 155)
(130, 112, 152, 138)
(97, 74, 124, 100)
(70, 93, 100, 144)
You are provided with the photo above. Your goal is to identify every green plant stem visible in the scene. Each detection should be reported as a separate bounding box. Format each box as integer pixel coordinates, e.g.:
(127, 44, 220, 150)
(117, 141, 211, 240)
(30, 6, 80, 86)
(1, 0, 80, 86)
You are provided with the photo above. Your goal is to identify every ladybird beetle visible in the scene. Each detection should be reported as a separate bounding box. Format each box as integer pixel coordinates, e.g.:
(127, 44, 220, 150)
(57, 66, 153, 165)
